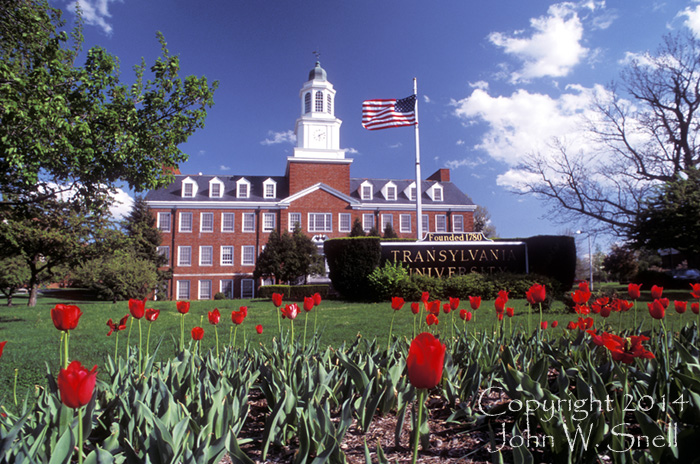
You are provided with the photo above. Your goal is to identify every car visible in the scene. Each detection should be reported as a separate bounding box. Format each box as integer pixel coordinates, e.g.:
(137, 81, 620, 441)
(668, 269, 700, 281)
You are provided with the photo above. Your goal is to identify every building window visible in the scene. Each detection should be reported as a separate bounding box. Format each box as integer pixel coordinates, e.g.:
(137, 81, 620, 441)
(262, 213, 276, 232)
(237, 179, 250, 198)
(327, 94, 333, 114)
(360, 183, 373, 200)
(199, 280, 212, 300)
(434, 186, 443, 202)
(178, 246, 192, 266)
(400, 214, 412, 233)
(308, 213, 332, 232)
(304, 92, 311, 114)
(289, 212, 301, 232)
(338, 213, 351, 233)
(263, 179, 276, 198)
(211, 183, 221, 197)
(157, 246, 170, 265)
(177, 281, 190, 300)
(453, 215, 464, 232)
(222, 212, 235, 232)
(183, 182, 195, 198)
(436, 215, 447, 233)
(179, 212, 193, 232)
(242, 246, 255, 265)
(241, 279, 255, 299)
(221, 246, 234, 265)
(386, 186, 397, 201)
(221, 280, 234, 299)
(422, 215, 429, 234)
(200, 246, 213, 266)
(315, 91, 323, 112)
(409, 187, 416, 201)
(157, 212, 171, 232)
(381, 214, 393, 232)
(200, 212, 214, 232)
(242, 213, 255, 232)
(362, 213, 374, 232)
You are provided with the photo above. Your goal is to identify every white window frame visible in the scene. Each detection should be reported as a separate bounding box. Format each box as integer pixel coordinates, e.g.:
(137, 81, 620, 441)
(182, 182, 195, 198)
(200, 212, 214, 232)
(308, 213, 332, 233)
(237, 178, 251, 198)
(241, 279, 255, 299)
(179, 212, 193, 233)
(360, 181, 373, 200)
(221, 246, 234, 266)
(157, 212, 171, 232)
(288, 212, 302, 232)
(422, 215, 429, 234)
(220, 279, 234, 299)
(199, 246, 213, 266)
(400, 214, 412, 233)
(362, 213, 374, 232)
(263, 178, 277, 199)
(435, 215, 447, 233)
(157, 246, 170, 264)
(262, 212, 276, 232)
(242, 246, 255, 266)
(199, 280, 212, 300)
(222, 212, 235, 232)
(381, 214, 394, 231)
(209, 177, 224, 198)
(452, 215, 464, 233)
(178, 246, 192, 266)
(338, 213, 351, 233)
(381, 181, 397, 201)
(242, 213, 255, 232)
(177, 280, 190, 300)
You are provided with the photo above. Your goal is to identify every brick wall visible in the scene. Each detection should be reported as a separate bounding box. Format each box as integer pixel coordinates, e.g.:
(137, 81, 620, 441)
(288, 161, 350, 195)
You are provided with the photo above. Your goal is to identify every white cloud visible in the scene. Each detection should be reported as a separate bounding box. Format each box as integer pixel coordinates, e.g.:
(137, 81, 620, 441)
(109, 188, 134, 220)
(70, 0, 122, 35)
(678, 2, 700, 36)
(469, 80, 490, 90)
(445, 156, 488, 170)
(345, 147, 359, 154)
(423, 95, 432, 103)
(488, 2, 590, 82)
(219, 165, 231, 171)
(261, 130, 296, 146)
(389, 143, 403, 149)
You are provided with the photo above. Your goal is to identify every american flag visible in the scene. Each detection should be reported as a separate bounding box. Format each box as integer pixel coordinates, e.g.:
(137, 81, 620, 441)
(362, 95, 417, 130)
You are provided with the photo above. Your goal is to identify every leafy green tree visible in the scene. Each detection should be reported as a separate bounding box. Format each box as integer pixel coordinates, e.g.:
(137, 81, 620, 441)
(602, 245, 639, 283)
(254, 227, 320, 284)
(73, 251, 158, 302)
(0, 255, 31, 306)
(0, 0, 217, 210)
(382, 222, 398, 239)
(349, 218, 365, 237)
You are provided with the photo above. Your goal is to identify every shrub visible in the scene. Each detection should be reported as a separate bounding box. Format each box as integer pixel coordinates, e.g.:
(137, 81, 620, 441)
(214, 292, 227, 300)
(367, 261, 409, 301)
(443, 273, 497, 299)
(324, 237, 381, 300)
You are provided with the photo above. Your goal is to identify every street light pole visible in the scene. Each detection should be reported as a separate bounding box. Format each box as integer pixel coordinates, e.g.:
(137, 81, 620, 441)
(576, 230, 594, 291)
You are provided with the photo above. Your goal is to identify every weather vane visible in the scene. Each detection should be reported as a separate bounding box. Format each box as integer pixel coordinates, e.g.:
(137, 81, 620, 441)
(313, 50, 321, 62)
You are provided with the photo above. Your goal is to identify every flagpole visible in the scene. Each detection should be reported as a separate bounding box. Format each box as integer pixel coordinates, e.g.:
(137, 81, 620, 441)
(413, 78, 423, 241)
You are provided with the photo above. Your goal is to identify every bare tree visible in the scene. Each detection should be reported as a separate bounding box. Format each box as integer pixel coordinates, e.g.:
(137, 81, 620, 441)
(517, 32, 700, 238)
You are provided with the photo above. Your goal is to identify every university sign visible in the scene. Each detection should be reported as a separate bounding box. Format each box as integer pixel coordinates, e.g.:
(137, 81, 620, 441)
(380, 240, 528, 277)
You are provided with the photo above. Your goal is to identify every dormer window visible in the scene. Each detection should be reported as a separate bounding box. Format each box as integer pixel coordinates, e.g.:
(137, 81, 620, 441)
(359, 180, 373, 200)
(381, 182, 397, 201)
(181, 177, 197, 198)
(209, 177, 224, 198)
(404, 182, 417, 201)
(236, 178, 251, 199)
(427, 183, 443, 202)
(263, 178, 277, 199)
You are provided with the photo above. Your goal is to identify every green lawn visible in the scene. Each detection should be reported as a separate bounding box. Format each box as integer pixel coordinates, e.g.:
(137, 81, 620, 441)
(1, 285, 698, 406)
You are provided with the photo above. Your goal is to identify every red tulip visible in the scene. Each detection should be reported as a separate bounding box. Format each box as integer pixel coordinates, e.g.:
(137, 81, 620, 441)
(601, 333, 655, 364)
(106, 315, 129, 336)
(128, 298, 145, 319)
(428, 300, 441, 316)
(145, 308, 160, 322)
(690, 283, 700, 300)
(442, 303, 451, 314)
(176, 301, 190, 314)
(506, 307, 514, 318)
(587, 329, 605, 346)
(208, 308, 221, 325)
(628, 283, 642, 300)
(527, 284, 546, 304)
(497, 312, 504, 321)
(426, 313, 439, 326)
(0, 341, 6, 359)
(57, 360, 97, 409)
(578, 281, 590, 293)
(391, 296, 405, 311)
(693, 302, 700, 315)
(494, 296, 506, 313)
(468, 296, 481, 310)
(540, 321, 548, 330)
(410, 302, 420, 314)
(578, 317, 594, 330)
(551, 320, 558, 328)
(281, 303, 299, 320)
(566, 321, 577, 330)
(498, 290, 509, 303)
(407, 332, 446, 390)
(574, 304, 590, 315)
(421, 292, 430, 303)
(231, 309, 246, 325)
(674, 301, 687, 314)
(303, 296, 314, 312)
(571, 288, 591, 305)
(312, 292, 322, 306)
(191, 327, 204, 340)
(613, 299, 634, 312)
(256, 324, 263, 334)
(449, 297, 460, 310)
(648, 299, 666, 319)
(459, 309, 472, 321)
(651, 285, 664, 300)
(51, 304, 83, 331)
(272, 293, 284, 307)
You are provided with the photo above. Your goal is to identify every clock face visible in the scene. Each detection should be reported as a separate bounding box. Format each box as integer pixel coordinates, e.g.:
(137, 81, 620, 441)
(313, 127, 327, 142)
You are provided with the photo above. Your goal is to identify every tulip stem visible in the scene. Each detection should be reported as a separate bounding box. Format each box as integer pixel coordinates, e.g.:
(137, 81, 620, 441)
(303, 312, 309, 350)
(214, 325, 219, 358)
(64, 331, 69, 370)
(388, 311, 397, 352)
(114, 332, 119, 363)
(78, 405, 84, 464)
(146, 323, 152, 359)
(179, 314, 185, 351)
(13, 368, 18, 406)
(411, 388, 426, 464)
(138, 319, 143, 373)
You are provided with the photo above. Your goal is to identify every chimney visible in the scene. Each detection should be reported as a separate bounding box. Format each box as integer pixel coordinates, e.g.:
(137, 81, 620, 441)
(427, 168, 450, 182)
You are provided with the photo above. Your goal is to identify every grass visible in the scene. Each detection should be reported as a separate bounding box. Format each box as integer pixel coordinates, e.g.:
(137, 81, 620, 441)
(1, 284, 698, 407)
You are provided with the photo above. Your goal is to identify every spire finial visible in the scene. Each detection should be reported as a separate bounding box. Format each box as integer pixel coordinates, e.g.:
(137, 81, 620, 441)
(313, 50, 321, 63)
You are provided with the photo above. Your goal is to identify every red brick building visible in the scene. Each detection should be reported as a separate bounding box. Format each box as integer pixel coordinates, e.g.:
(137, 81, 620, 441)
(146, 62, 476, 300)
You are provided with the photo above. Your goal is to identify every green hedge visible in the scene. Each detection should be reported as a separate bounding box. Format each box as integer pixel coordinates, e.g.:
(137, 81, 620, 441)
(324, 237, 381, 300)
(257, 284, 330, 301)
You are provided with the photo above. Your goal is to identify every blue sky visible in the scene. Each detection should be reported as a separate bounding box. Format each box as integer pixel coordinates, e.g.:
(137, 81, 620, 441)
(51, 0, 700, 244)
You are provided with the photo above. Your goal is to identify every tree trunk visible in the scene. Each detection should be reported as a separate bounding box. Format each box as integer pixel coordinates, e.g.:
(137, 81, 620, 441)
(28, 282, 39, 307)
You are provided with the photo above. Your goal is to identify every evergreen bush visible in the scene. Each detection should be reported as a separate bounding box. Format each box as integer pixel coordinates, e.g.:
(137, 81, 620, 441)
(324, 237, 381, 300)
